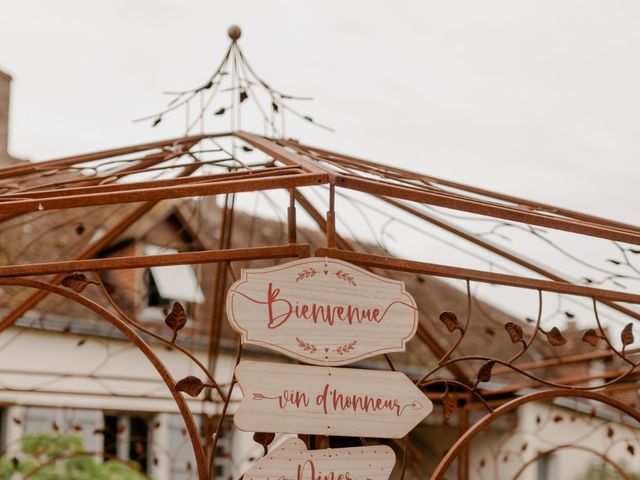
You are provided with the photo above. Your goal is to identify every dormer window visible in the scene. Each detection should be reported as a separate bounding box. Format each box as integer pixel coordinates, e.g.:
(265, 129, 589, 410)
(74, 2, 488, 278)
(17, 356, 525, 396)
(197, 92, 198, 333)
(140, 245, 204, 322)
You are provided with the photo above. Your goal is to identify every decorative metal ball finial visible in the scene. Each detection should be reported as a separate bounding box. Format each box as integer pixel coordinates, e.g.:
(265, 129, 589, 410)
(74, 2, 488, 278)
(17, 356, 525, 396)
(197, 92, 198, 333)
(227, 25, 241, 41)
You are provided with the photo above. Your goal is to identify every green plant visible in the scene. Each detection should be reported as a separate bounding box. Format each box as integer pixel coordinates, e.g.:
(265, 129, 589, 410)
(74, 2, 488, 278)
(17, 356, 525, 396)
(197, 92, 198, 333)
(580, 461, 640, 480)
(0, 432, 147, 479)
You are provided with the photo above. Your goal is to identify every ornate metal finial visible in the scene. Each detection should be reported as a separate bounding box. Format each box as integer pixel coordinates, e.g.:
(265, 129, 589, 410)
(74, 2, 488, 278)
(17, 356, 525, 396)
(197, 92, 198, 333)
(227, 25, 242, 42)
(135, 26, 332, 137)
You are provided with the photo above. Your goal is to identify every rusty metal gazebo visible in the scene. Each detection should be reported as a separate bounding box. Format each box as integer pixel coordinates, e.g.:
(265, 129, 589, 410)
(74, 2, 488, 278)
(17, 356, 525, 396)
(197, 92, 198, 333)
(1, 26, 640, 479)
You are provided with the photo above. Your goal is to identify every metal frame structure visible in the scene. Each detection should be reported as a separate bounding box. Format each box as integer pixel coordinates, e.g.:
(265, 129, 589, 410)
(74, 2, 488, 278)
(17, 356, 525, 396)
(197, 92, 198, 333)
(2, 27, 640, 480)
(1, 129, 639, 479)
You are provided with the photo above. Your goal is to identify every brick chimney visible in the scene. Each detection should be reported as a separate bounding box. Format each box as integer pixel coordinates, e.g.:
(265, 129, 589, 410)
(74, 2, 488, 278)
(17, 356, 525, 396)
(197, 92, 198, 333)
(0, 69, 20, 166)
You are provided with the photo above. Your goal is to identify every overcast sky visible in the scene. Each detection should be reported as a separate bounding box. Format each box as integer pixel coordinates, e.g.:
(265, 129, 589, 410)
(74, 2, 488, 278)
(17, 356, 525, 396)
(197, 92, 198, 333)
(1, 0, 639, 226)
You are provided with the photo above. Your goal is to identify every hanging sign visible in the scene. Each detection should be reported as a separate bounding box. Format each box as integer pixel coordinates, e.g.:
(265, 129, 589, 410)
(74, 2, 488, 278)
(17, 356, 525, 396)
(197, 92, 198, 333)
(226, 257, 418, 366)
(242, 437, 395, 480)
(234, 361, 431, 438)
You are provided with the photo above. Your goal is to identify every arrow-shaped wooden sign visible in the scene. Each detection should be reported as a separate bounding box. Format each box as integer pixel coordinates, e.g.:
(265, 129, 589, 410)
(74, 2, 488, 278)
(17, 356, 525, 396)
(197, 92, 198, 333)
(242, 438, 396, 480)
(234, 361, 431, 438)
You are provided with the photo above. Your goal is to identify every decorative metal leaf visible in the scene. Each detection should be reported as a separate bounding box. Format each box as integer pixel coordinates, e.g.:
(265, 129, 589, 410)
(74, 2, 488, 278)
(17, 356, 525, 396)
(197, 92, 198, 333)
(582, 329, 600, 347)
(61, 273, 97, 293)
(442, 392, 455, 421)
(271, 102, 279, 112)
(239, 90, 248, 103)
(504, 322, 524, 344)
(152, 117, 162, 127)
(175, 376, 205, 398)
(165, 302, 187, 342)
(253, 432, 275, 455)
(476, 360, 495, 384)
(439, 311, 461, 333)
(621, 323, 634, 347)
(134, 441, 144, 457)
(214, 107, 226, 116)
(544, 327, 567, 346)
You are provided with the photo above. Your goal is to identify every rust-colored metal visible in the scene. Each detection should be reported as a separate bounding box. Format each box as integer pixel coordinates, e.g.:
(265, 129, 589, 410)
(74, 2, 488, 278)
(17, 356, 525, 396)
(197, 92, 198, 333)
(457, 397, 470, 480)
(0, 244, 310, 277)
(316, 247, 640, 304)
(335, 175, 640, 244)
(0, 133, 221, 181)
(1, 102, 640, 479)
(207, 192, 235, 382)
(0, 172, 327, 215)
(0, 166, 304, 201)
(326, 183, 336, 248)
(382, 196, 640, 322)
(430, 389, 640, 480)
(8, 31, 640, 480)
(284, 139, 640, 236)
(513, 445, 631, 480)
(294, 190, 353, 251)
(234, 131, 332, 175)
(288, 187, 297, 244)
(0, 202, 157, 332)
(0, 277, 209, 479)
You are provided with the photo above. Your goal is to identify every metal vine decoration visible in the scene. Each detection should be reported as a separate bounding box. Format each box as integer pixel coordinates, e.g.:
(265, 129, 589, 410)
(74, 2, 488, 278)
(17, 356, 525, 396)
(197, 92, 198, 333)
(2, 25, 640, 480)
(134, 25, 333, 138)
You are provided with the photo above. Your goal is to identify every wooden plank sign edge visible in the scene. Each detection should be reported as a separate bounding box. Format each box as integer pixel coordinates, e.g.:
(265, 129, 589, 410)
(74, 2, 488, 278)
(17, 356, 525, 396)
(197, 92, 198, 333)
(242, 437, 396, 480)
(226, 257, 418, 366)
(234, 361, 432, 438)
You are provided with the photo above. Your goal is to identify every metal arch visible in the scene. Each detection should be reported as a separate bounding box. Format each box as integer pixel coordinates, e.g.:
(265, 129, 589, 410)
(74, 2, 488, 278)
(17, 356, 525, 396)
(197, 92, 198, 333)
(511, 445, 631, 480)
(430, 389, 640, 480)
(0, 277, 209, 480)
(2, 130, 640, 477)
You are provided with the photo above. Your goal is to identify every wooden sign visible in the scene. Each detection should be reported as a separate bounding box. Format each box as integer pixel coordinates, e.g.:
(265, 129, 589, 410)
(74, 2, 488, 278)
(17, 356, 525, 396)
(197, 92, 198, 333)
(226, 257, 418, 366)
(234, 361, 431, 438)
(242, 438, 395, 480)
